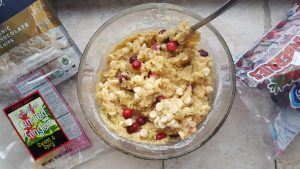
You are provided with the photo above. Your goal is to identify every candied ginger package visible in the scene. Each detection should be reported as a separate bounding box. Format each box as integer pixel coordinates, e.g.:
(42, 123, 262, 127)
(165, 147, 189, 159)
(235, 2, 300, 158)
(0, 0, 108, 169)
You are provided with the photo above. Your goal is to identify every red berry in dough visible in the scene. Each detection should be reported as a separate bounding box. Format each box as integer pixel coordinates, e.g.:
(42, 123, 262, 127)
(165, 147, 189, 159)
(136, 116, 147, 125)
(122, 108, 133, 119)
(166, 41, 178, 52)
(156, 132, 167, 140)
(127, 122, 140, 134)
(155, 95, 165, 103)
(132, 60, 141, 70)
(198, 49, 208, 57)
(129, 55, 137, 63)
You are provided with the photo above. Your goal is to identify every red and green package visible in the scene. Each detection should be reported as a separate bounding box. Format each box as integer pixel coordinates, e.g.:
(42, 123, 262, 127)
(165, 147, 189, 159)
(235, 2, 300, 158)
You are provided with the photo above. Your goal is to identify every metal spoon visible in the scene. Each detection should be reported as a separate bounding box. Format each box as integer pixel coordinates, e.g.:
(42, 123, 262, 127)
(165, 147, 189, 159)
(190, 0, 240, 32)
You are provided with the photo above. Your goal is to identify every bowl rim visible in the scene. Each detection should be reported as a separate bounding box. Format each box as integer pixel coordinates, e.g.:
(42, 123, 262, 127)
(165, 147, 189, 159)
(78, 2, 236, 160)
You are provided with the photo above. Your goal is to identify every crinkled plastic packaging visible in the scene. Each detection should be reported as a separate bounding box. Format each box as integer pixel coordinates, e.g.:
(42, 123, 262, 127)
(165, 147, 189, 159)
(235, 2, 300, 159)
(0, 0, 108, 169)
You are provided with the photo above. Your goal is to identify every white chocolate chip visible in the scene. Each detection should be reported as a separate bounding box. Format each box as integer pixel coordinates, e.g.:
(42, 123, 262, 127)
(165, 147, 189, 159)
(183, 96, 192, 105)
(158, 121, 166, 129)
(160, 116, 168, 123)
(168, 120, 180, 128)
(156, 102, 163, 111)
(160, 44, 166, 50)
(132, 75, 143, 84)
(147, 77, 155, 84)
(142, 43, 147, 48)
(108, 111, 117, 116)
(149, 111, 158, 119)
(169, 104, 179, 114)
(109, 61, 118, 69)
(164, 100, 172, 107)
(178, 131, 185, 139)
(125, 118, 133, 126)
(134, 93, 140, 100)
(133, 87, 142, 93)
(115, 90, 126, 97)
(202, 67, 211, 76)
(112, 79, 120, 84)
(154, 116, 160, 124)
(176, 99, 184, 108)
(144, 82, 153, 90)
(154, 116, 160, 128)
(175, 111, 186, 120)
(126, 42, 133, 48)
(154, 78, 161, 87)
(108, 93, 117, 101)
(121, 47, 130, 54)
(166, 113, 174, 121)
(139, 129, 148, 138)
(154, 122, 159, 128)
(175, 88, 184, 96)
(139, 37, 145, 43)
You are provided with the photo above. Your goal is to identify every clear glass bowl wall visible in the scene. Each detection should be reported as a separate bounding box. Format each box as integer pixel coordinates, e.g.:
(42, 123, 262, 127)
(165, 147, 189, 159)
(78, 3, 236, 160)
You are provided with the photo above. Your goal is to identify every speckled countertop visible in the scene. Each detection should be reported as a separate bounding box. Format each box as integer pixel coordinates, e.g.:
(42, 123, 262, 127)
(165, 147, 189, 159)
(38, 0, 300, 168)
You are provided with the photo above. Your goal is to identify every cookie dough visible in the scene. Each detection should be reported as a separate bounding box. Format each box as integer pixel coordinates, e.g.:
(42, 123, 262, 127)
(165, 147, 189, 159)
(96, 21, 214, 144)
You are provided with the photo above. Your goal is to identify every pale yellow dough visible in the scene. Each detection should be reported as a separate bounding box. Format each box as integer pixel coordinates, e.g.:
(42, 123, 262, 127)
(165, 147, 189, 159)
(96, 22, 214, 144)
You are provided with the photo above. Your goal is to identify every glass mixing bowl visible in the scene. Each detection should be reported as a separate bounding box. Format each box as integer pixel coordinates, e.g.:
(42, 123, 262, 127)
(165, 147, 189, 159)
(78, 3, 236, 159)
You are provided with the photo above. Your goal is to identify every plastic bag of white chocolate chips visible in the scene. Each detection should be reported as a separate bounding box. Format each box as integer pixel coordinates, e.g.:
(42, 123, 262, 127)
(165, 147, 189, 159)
(235, 1, 300, 159)
(0, 0, 108, 169)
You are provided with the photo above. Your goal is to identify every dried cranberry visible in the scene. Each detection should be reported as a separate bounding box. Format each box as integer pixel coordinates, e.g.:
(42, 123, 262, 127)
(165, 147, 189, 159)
(122, 108, 133, 119)
(119, 74, 129, 83)
(159, 29, 166, 34)
(166, 41, 178, 52)
(129, 55, 138, 64)
(132, 60, 141, 70)
(156, 132, 167, 140)
(149, 72, 160, 79)
(163, 38, 170, 44)
(127, 122, 140, 134)
(170, 133, 179, 138)
(136, 116, 147, 125)
(155, 95, 165, 103)
(198, 49, 208, 57)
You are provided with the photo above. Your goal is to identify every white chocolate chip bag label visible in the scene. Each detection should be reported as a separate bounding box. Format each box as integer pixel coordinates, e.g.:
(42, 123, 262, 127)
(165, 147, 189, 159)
(0, 0, 81, 85)
(235, 2, 300, 158)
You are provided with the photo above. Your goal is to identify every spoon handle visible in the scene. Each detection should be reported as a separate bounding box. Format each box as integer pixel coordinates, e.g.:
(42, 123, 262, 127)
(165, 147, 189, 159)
(190, 0, 240, 31)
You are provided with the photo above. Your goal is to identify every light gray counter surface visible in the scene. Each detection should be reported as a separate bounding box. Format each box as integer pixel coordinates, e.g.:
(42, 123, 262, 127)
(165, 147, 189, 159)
(51, 0, 299, 169)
